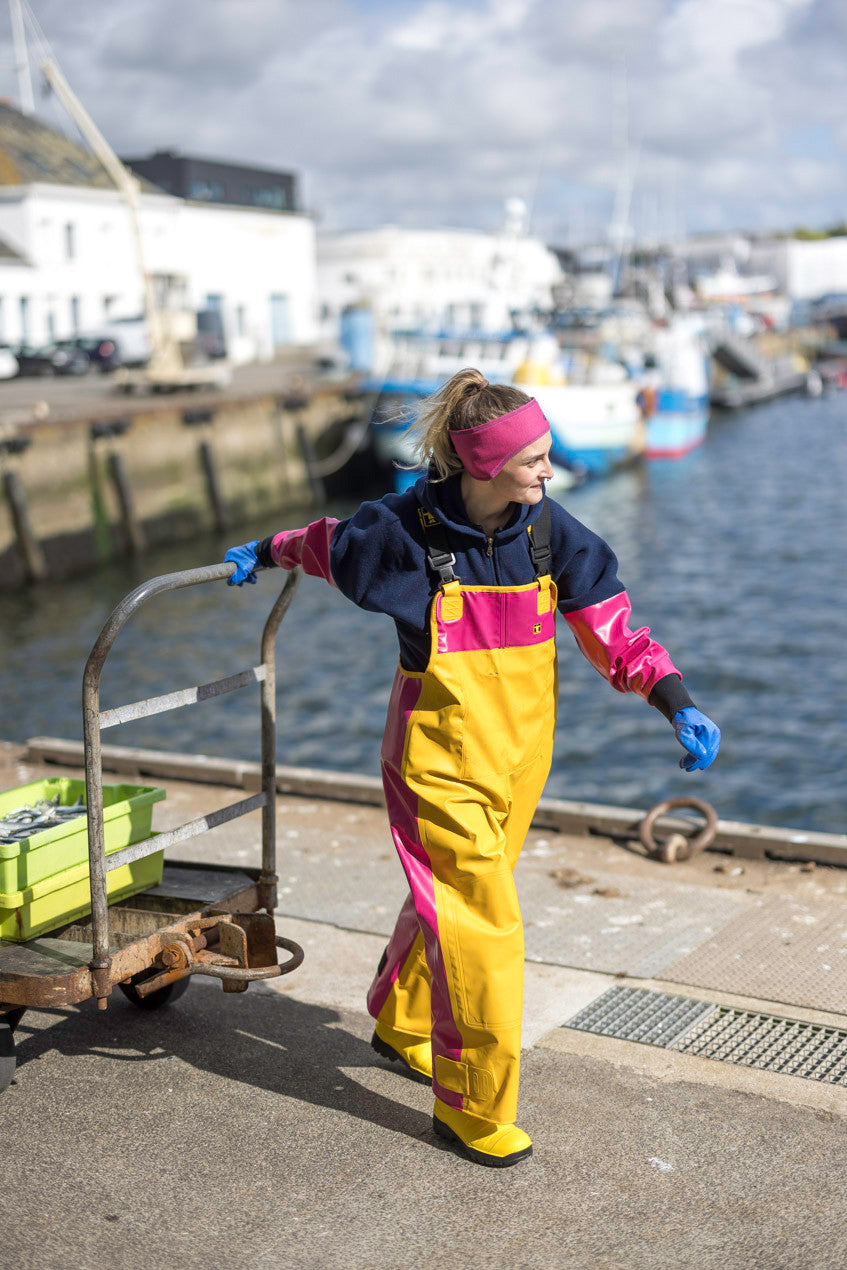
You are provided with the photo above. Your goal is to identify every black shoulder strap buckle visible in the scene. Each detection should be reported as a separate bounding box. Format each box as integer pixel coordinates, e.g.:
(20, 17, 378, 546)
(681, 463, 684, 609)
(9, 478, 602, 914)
(418, 506, 458, 585)
(527, 498, 552, 579)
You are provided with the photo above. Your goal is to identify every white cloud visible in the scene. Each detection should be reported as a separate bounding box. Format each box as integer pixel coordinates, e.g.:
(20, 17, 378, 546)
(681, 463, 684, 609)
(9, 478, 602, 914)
(2, 0, 844, 239)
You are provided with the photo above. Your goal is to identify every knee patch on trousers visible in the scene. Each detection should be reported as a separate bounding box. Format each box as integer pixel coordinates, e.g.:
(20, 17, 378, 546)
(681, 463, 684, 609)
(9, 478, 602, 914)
(435, 1055, 495, 1101)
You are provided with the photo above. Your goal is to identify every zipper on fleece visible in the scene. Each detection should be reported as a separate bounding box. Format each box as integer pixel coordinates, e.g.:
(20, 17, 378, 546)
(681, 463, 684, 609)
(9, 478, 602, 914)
(486, 533, 501, 584)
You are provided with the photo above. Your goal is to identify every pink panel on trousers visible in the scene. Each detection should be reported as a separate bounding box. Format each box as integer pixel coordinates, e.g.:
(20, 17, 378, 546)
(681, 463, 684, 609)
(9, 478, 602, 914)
(366, 892, 419, 1020)
(380, 669, 464, 1108)
(435, 587, 555, 655)
(271, 518, 339, 586)
(563, 590, 679, 699)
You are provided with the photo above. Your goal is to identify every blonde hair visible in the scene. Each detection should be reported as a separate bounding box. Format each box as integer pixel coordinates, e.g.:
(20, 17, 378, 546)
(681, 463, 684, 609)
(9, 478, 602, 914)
(406, 367, 531, 480)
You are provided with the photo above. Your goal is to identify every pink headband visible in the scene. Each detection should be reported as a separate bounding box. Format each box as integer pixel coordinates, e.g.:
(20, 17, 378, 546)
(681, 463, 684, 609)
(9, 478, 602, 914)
(449, 398, 550, 481)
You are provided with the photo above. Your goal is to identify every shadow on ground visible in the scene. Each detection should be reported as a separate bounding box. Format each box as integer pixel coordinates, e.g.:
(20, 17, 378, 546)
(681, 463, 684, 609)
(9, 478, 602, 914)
(12, 984, 432, 1142)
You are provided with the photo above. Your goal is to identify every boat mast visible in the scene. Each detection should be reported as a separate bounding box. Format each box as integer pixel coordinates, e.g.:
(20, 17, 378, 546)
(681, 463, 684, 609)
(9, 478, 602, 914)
(9, 0, 34, 114)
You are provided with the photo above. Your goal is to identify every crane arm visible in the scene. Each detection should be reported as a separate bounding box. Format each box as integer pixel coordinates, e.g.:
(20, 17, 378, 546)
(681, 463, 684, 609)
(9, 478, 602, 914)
(39, 56, 174, 371)
(40, 57, 141, 206)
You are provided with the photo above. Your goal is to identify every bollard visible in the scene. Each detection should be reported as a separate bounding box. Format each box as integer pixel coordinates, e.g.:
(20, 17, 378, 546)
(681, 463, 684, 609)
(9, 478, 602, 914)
(182, 409, 229, 533)
(1, 457, 47, 583)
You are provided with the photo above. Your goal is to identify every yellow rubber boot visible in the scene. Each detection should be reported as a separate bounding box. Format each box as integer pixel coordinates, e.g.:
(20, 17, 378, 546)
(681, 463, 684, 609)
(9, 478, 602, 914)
(432, 1098, 532, 1168)
(371, 1020, 432, 1084)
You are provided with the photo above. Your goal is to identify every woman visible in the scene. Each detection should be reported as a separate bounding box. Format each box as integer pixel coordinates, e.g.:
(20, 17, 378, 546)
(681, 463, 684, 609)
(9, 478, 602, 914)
(223, 369, 720, 1168)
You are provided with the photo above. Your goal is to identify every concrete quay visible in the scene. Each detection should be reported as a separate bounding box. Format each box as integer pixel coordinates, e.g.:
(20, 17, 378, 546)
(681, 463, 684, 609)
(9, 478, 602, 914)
(0, 354, 358, 589)
(1, 739, 846, 1270)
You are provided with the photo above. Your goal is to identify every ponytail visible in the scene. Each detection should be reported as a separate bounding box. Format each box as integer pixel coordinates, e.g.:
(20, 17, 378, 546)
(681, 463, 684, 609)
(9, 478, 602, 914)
(405, 368, 531, 480)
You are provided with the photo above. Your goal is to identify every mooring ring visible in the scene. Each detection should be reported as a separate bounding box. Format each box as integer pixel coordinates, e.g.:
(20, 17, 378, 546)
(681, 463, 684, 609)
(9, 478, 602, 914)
(638, 796, 718, 863)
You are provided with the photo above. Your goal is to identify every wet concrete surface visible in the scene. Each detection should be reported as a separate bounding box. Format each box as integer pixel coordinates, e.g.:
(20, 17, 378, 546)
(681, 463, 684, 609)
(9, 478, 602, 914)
(1, 742, 846, 1268)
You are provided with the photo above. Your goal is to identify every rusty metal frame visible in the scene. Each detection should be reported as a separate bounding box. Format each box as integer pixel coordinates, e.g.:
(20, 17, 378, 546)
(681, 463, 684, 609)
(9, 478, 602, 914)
(0, 890, 305, 1009)
(81, 562, 302, 1006)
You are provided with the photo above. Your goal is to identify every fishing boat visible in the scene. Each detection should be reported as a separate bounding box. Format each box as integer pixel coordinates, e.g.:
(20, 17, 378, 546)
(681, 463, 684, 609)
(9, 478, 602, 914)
(639, 321, 711, 459)
(511, 379, 644, 477)
(367, 376, 588, 496)
(357, 329, 592, 494)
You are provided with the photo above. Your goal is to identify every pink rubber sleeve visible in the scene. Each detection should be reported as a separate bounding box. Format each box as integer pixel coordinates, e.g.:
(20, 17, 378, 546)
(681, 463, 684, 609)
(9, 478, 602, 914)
(270, 518, 339, 586)
(562, 590, 680, 700)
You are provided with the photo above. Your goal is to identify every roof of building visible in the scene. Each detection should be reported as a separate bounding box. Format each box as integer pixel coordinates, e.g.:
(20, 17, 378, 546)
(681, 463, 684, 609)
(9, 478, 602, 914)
(0, 231, 28, 264)
(0, 100, 162, 193)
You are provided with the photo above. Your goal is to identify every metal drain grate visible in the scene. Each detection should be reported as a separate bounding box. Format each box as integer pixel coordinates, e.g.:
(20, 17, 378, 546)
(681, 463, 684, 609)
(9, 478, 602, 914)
(565, 986, 847, 1086)
(566, 986, 714, 1046)
(676, 1008, 847, 1083)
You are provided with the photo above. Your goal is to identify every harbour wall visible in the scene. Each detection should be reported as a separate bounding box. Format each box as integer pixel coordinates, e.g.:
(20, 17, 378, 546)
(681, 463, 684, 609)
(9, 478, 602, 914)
(0, 382, 356, 589)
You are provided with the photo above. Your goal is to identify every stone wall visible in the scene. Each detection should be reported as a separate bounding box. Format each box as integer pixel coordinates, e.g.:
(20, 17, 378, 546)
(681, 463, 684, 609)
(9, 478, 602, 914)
(0, 387, 351, 588)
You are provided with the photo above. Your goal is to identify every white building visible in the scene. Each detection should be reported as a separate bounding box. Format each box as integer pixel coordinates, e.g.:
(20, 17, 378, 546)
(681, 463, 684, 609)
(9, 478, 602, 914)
(317, 211, 563, 340)
(0, 104, 317, 357)
(747, 235, 847, 301)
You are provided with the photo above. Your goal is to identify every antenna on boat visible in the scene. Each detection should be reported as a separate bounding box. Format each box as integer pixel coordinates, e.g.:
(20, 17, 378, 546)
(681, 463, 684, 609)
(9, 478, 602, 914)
(8, 0, 34, 114)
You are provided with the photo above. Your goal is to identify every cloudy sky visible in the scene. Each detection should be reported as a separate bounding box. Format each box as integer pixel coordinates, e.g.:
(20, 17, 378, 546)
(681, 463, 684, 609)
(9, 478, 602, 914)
(1, 0, 845, 243)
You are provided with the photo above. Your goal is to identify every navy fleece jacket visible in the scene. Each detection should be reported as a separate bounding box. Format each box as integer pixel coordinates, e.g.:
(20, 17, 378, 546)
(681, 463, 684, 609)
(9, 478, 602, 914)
(257, 472, 694, 721)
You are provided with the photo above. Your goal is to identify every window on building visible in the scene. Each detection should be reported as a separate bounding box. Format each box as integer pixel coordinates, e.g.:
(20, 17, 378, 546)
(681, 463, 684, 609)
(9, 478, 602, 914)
(103, 295, 116, 317)
(70, 296, 80, 333)
(65, 223, 75, 260)
(19, 296, 29, 341)
(250, 185, 287, 210)
(189, 179, 226, 202)
(235, 305, 247, 336)
(0, 297, 4, 342)
(46, 310, 56, 340)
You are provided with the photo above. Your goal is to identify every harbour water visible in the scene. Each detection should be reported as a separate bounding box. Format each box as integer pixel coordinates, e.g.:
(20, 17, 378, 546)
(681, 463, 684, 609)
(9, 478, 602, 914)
(1, 393, 844, 835)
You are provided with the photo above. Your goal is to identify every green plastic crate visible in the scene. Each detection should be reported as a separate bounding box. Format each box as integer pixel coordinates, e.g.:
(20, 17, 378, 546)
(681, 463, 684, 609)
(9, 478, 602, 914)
(0, 848, 164, 941)
(0, 777, 165, 893)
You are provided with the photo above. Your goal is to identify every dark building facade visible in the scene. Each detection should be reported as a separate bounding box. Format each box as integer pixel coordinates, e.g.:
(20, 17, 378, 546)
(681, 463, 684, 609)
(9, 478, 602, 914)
(122, 150, 297, 213)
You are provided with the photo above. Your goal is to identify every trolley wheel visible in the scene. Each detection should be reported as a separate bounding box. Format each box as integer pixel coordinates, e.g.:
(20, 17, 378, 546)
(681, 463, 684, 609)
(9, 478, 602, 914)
(0, 1018, 16, 1095)
(118, 971, 191, 1010)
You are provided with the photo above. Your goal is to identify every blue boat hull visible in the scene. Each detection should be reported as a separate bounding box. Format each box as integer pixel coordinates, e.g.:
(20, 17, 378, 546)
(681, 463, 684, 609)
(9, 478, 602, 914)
(646, 392, 709, 458)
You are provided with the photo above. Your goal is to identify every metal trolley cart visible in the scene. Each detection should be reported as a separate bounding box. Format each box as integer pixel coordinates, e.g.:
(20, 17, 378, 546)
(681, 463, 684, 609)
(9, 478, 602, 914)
(0, 563, 305, 1093)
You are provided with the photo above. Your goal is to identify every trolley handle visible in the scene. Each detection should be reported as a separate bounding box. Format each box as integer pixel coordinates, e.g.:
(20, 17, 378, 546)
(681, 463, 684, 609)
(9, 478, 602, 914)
(82, 565, 301, 1006)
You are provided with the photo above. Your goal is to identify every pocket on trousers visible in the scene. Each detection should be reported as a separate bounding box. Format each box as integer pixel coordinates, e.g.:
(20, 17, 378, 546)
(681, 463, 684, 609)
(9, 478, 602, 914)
(460, 650, 556, 779)
(402, 673, 466, 782)
(442, 869, 525, 1031)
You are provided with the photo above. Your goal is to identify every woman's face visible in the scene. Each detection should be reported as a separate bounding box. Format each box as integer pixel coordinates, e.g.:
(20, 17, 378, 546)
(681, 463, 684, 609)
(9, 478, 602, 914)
(490, 431, 555, 504)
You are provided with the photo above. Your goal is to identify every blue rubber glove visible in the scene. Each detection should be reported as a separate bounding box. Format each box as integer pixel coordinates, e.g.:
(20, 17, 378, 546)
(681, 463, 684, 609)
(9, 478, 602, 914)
(224, 541, 261, 586)
(673, 707, 721, 772)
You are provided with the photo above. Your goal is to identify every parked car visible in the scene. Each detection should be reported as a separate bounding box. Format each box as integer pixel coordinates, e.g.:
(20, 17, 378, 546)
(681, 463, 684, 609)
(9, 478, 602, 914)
(0, 346, 19, 379)
(11, 344, 57, 377)
(47, 339, 93, 376)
